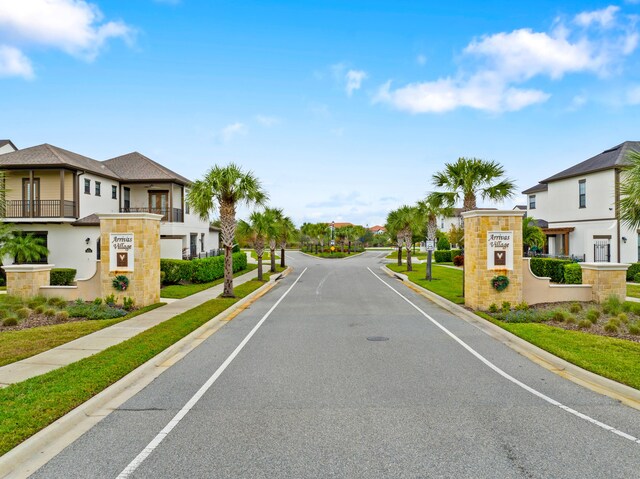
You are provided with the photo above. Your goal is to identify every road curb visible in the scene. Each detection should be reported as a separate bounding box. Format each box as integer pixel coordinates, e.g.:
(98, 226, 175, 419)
(298, 250, 365, 260)
(381, 265, 640, 411)
(0, 267, 293, 479)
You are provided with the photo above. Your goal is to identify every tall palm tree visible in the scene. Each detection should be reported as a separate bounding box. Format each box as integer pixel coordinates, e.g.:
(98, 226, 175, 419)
(430, 157, 516, 212)
(335, 226, 348, 253)
(620, 150, 640, 229)
(264, 207, 281, 273)
(522, 217, 546, 252)
(386, 210, 404, 266)
(2, 233, 49, 264)
(417, 196, 453, 279)
(276, 215, 296, 267)
(187, 163, 267, 297)
(237, 210, 272, 281)
(387, 205, 420, 271)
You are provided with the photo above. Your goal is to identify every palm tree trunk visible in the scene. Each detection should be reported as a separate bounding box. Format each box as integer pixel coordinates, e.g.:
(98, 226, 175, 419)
(219, 201, 237, 298)
(397, 236, 403, 266)
(280, 242, 286, 268)
(463, 193, 476, 212)
(257, 256, 263, 281)
(404, 230, 413, 271)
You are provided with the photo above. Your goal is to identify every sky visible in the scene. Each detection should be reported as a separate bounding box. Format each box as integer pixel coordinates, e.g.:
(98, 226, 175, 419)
(1, 0, 640, 228)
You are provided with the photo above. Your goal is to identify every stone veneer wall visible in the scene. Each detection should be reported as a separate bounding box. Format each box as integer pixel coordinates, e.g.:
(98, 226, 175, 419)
(99, 214, 162, 307)
(580, 263, 629, 303)
(3, 265, 52, 299)
(462, 210, 525, 311)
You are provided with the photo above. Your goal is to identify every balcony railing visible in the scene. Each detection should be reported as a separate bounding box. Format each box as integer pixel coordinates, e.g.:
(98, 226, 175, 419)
(4, 200, 76, 219)
(120, 207, 184, 222)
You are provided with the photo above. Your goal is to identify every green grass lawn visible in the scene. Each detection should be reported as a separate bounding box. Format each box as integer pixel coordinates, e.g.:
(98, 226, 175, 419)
(627, 283, 640, 299)
(478, 312, 640, 391)
(250, 251, 279, 261)
(160, 264, 258, 299)
(0, 303, 165, 367)
(0, 274, 276, 457)
(387, 263, 464, 304)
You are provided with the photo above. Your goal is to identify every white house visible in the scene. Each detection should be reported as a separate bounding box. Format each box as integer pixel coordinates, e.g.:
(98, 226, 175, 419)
(523, 141, 640, 263)
(0, 143, 220, 278)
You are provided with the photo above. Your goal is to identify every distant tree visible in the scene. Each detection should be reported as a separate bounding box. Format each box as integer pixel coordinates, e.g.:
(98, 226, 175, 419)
(387, 205, 420, 271)
(276, 214, 296, 267)
(447, 224, 464, 248)
(264, 207, 282, 273)
(386, 210, 404, 266)
(437, 235, 450, 250)
(430, 157, 516, 212)
(237, 211, 273, 281)
(620, 150, 640, 229)
(187, 163, 267, 297)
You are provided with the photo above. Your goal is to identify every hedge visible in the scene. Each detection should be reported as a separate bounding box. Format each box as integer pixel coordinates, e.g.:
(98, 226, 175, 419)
(434, 249, 462, 263)
(563, 263, 582, 284)
(627, 263, 640, 281)
(161, 252, 247, 285)
(50, 268, 76, 286)
(529, 257, 573, 283)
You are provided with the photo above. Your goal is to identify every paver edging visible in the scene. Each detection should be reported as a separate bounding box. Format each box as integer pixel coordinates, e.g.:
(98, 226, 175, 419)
(381, 265, 640, 410)
(0, 267, 293, 479)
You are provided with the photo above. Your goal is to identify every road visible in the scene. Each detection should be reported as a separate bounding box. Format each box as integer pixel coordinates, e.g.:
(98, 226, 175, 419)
(33, 251, 640, 478)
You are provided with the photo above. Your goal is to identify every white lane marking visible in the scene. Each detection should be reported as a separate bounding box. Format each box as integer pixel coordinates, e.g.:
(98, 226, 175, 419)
(116, 268, 309, 478)
(367, 267, 640, 445)
(316, 272, 331, 296)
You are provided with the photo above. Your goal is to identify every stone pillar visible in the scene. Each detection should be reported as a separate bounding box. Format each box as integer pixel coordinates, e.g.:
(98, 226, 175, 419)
(461, 210, 525, 310)
(98, 213, 162, 307)
(580, 263, 629, 303)
(2, 264, 53, 299)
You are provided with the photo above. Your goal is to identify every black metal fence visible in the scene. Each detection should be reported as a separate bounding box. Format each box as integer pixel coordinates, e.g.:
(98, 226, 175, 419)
(120, 207, 184, 222)
(593, 241, 611, 262)
(5, 200, 75, 218)
(525, 251, 586, 262)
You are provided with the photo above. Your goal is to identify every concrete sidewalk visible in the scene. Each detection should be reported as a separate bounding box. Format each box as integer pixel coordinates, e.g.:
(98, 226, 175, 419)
(0, 268, 259, 386)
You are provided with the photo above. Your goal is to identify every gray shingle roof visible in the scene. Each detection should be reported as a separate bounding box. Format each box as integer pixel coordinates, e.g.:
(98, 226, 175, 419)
(541, 141, 640, 183)
(103, 152, 191, 185)
(0, 144, 120, 180)
(522, 183, 548, 194)
(71, 213, 100, 226)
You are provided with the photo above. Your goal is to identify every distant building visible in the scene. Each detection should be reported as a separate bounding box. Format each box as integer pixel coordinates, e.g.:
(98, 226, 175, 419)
(369, 225, 386, 235)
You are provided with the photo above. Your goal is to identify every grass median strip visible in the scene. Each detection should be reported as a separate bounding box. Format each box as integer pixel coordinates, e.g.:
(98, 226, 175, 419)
(387, 263, 464, 304)
(627, 283, 640, 299)
(0, 303, 166, 367)
(160, 264, 258, 299)
(477, 312, 640, 391)
(0, 276, 274, 457)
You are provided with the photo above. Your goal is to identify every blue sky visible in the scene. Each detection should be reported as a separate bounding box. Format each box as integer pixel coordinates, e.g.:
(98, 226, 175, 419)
(1, 0, 640, 227)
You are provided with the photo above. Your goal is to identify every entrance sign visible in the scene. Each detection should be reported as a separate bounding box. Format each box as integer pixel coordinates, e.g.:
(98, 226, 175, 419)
(110, 233, 134, 272)
(487, 231, 513, 270)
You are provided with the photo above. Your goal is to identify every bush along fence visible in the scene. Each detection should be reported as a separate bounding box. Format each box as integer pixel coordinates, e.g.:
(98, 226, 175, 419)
(627, 263, 640, 282)
(161, 251, 248, 285)
(50, 268, 76, 286)
(434, 249, 463, 263)
(529, 257, 574, 283)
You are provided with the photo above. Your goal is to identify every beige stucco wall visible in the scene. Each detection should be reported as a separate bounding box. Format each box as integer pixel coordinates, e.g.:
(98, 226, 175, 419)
(522, 258, 592, 305)
(39, 261, 102, 301)
(3, 265, 52, 299)
(99, 213, 161, 307)
(462, 211, 524, 310)
(581, 263, 629, 303)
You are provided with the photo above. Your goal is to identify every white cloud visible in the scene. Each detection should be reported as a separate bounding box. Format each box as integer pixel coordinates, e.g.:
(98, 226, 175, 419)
(345, 69, 367, 95)
(219, 122, 247, 143)
(0, 45, 34, 79)
(574, 5, 620, 28)
(255, 115, 280, 126)
(0, 0, 133, 79)
(376, 7, 638, 113)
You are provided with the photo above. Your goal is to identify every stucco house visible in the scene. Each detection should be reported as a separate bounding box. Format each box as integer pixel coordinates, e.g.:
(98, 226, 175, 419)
(0, 143, 219, 278)
(523, 141, 640, 263)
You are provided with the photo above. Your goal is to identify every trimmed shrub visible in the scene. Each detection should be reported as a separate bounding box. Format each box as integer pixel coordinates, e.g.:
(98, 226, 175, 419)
(160, 259, 194, 285)
(565, 314, 577, 324)
(569, 302, 582, 313)
(160, 252, 247, 285)
(551, 309, 566, 322)
(514, 301, 529, 311)
(437, 236, 450, 250)
(563, 263, 582, 284)
(629, 322, 640, 335)
(123, 297, 135, 311)
(50, 268, 76, 286)
(44, 308, 56, 317)
(453, 255, 464, 267)
(501, 301, 511, 313)
(604, 320, 618, 333)
(635, 272, 640, 283)
(16, 307, 31, 319)
(2, 317, 18, 327)
(618, 313, 629, 324)
(626, 262, 640, 281)
(34, 305, 45, 314)
(55, 310, 69, 321)
(434, 249, 462, 263)
(602, 295, 623, 316)
(577, 319, 592, 329)
(529, 258, 573, 283)
(488, 303, 498, 313)
(586, 309, 600, 323)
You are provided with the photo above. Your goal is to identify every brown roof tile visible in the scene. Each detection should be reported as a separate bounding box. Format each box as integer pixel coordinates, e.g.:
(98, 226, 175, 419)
(103, 152, 191, 185)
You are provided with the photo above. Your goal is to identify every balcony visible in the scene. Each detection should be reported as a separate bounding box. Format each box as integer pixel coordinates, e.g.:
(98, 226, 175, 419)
(120, 207, 184, 222)
(5, 200, 76, 219)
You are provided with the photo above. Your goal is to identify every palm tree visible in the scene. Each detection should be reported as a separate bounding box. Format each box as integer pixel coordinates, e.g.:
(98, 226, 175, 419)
(417, 196, 453, 279)
(522, 217, 546, 252)
(620, 150, 640, 229)
(430, 157, 516, 212)
(387, 205, 420, 271)
(264, 207, 281, 273)
(2, 233, 49, 264)
(237, 211, 273, 281)
(335, 226, 348, 253)
(275, 215, 296, 267)
(386, 210, 404, 266)
(187, 163, 268, 297)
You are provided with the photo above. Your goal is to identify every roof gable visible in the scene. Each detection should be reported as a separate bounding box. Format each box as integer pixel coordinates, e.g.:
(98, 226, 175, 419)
(0, 140, 17, 151)
(103, 152, 191, 185)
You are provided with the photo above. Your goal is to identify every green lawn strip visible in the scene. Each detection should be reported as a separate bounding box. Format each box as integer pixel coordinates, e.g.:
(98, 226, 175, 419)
(627, 284, 640, 299)
(477, 312, 640, 391)
(0, 303, 165, 367)
(160, 264, 258, 299)
(387, 263, 464, 304)
(250, 251, 279, 261)
(0, 277, 272, 456)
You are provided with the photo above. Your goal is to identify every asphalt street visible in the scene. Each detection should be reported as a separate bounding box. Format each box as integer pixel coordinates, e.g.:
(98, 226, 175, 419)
(33, 251, 640, 478)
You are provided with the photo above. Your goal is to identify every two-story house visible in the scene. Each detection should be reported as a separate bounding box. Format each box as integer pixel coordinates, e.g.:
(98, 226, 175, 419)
(0, 143, 220, 278)
(523, 141, 640, 263)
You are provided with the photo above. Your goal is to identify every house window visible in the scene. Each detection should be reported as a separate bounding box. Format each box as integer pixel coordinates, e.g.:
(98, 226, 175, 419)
(123, 187, 130, 210)
(529, 195, 536, 209)
(185, 202, 190, 215)
(95, 181, 101, 197)
(579, 179, 586, 208)
(84, 178, 91, 195)
(112, 185, 117, 199)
